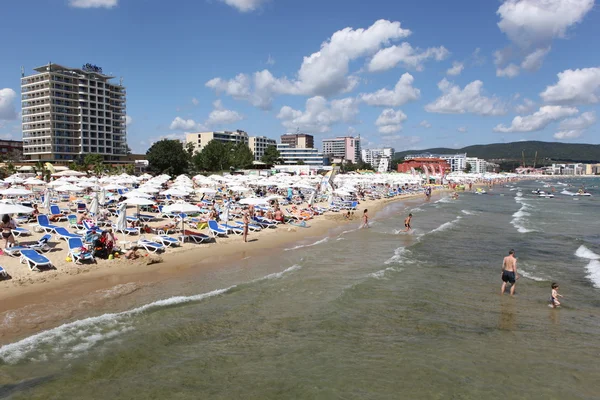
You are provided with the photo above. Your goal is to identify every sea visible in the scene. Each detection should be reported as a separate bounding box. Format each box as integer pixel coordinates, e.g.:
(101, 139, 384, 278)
(1, 178, 599, 399)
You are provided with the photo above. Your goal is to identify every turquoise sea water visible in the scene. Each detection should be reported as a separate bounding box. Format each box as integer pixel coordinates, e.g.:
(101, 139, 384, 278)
(1, 178, 599, 399)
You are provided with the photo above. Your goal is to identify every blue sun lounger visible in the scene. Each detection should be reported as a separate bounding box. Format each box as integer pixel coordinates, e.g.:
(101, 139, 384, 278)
(54, 227, 82, 242)
(180, 231, 211, 243)
(208, 220, 227, 237)
(20, 249, 53, 272)
(0, 266, 7, 279)
(137, 238, 165, 253)
(151, 235, 180, 247)
(11, 227, 31, 237)
(4, 234, 52, 257)
(35, 215, 61, 233)
(220, 223, 244, 235)
(233, 221, 262, 232)
(49, 205, 67, 221)
(67, 237, 96, 264)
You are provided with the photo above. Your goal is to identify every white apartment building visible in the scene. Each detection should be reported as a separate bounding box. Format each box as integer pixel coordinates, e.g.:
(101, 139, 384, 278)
(322, 136, 361, 164)
(185, 130, 249, 153)
(405, 153, 467, 172)
(466, 157, 487, 174)
(248, 136, 276, 161)
(21, 63, 127, 163)
(276, 143, 324, 166)
(361, 147, 395, 172)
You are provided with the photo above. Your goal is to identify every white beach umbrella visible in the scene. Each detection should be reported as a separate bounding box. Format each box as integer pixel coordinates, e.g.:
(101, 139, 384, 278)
(125, 190, 153, 198)
(55, 184, 83, 193)
(89, 191, 99, 215)
(0, 202, 34, 215)
(228, 186, 251, 192)
(103, 183, 128, 191)
(238, 197, 269, 205)
(0, 188, 33, 196)
(160, 188, 189, 197)
(51, 169, 86, 177)
(120, 197, 155, 206)
(115, 202, 128, 231)
(24, 178, 46, 186)
(162, 201, 201, 233)
(138, 186, 160, 194)
(99, 187, 107, 206)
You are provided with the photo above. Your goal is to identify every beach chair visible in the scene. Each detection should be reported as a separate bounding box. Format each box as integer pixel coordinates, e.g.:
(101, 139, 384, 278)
(4, 234, 53, 257)
(137, 238, 165, 253)
(67, 237, 96, 265)
(152, 235, 180, 247)
(54, 227, 82, 242)
(158, 205, 176, 219)
(68, 214, 84, 230)
(11, 226, 31, 237)
(180, 230, 211, 244)
(19, 249, 53, 272)
(136, 213, 156, 223)
(82, 220, 103, 233)
(34, 214, 60, 233)
(233, 221, 262, 232)
(49, 205, 67, 221)
(253, 216, 277, 228)
(76, 203, 87, 213)
(207, 220, 227, 237)
(0, 266, 7, 279)
(113, 225, 140, 236)
(219, 223, 244, 235)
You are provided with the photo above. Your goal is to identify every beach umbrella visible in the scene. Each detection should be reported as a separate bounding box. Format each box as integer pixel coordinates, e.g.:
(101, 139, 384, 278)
(228, 186, 251, 192)
(24, 178, 46, 186)
(125, 189, 153, 198)
(42, 189, 51, 210)
(103, 183, 128, 191)
(120, 196, 155, 219)
(115, 202, 128, 231)
(89, 191, 99, 216)
(55, 184, 82, 192)
(0, 188, 33, 196)
(0, 202, 34, 215)
(162, 201, 201, 233)
(160, 188, 189, 197)
(239, 197, 269, 205)
(196, 187, 217, 194)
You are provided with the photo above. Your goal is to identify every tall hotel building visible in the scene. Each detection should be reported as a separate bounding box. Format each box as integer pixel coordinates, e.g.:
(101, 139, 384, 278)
(21, 63, 127, 163)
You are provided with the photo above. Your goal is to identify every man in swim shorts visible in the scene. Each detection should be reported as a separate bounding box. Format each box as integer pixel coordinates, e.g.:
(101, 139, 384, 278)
(501, 249, 519, 296)
(403, 213, 413, 232)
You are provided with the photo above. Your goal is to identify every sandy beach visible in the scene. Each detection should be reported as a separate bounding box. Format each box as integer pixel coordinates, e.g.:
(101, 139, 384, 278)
(0, 190, 439, 343)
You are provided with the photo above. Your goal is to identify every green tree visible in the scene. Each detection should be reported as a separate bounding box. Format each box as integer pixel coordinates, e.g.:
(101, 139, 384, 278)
(261, 145, 281, 165)
(464, 163, 472, 173)
(84, 154, 104, 166)
(231, 143, 254, 169)
(193, 140, 231, 172)
(146, 139, 189, 175)
(296, 159, 305, 165)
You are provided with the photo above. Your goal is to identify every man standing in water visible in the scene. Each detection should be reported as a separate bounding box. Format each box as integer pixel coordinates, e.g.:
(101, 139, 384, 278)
(501, 249, 519, 295)
(403, 213, 413, 232)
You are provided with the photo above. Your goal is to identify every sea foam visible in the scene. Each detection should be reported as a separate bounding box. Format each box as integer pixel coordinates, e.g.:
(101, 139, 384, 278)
(284, 237, 328, 251)
(430, 216, 462, 233)
(575, 245, 600, 288)
(511, 198, 534, 233)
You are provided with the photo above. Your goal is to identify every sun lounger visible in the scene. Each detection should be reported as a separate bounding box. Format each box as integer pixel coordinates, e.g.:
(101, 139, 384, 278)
(180, 230, 211, 243)
(11, 227, 31, 237)
(33, 214, 61, 233)
(136, 214, 156, 222)
(20, 249, 53, 272)
(4, 234, 52, 257)
(82, 220, 103, 233)
(220, 223, 244, 235)
(68, 214, 85, 231)
(208, 220, 227, 237)
(253, 216, 277, 228)
(76, 203, 87, 213)
(233, 221, 262, 232)
(67, 237, 96, 264)
(137, 238, 165, 253)
(152, 235, 180, 247)
(113, 225, 140, 235)
(49, 205, 67, 221)
(0, 266, 7, 279)
(54, 227, 82, 242)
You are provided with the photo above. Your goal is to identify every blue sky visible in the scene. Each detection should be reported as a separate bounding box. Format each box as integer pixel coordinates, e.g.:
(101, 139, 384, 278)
(0, 0, 599, 154)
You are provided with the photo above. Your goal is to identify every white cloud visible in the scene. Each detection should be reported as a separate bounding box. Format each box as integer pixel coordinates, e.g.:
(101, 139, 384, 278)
(0, 89, 17, 120)
(149, 133, 186, 145)
(471, 48, 486, 66)
(367, 42, 449, 72)
(276, 96, 359, 133)
(521, 47, 550, 71)
(379, 135, 421, 150)
(515, 98, 536, 114)
(170, 117, 202, 131)
(69, 0, 117, 8)
(457, 126, 468, 133)
(375, 109, 407, 134)
(420, 120, 432, 128)
(496, 63, 520, 78)
(207, 20, 412, 107)
(493, 105, 578, 133)
(554, 110, 596, 139)
(191, 97, 199, 106)
(540, 67, 600, 105)
(446, 61, 464, 76)
(219, 0, 268, 12)
(497, 0, 594, 47)
(553, 130, 583, 139)
(125, 115, 133, 126)
(360, 73, 420, 107)
(425, 79, 506, 116)
(266, 54, 275, 65)
(206, 100, 244, 126)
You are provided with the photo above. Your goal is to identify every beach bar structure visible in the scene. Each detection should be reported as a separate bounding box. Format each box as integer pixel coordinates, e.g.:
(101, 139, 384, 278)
(397, 157, 450, 174)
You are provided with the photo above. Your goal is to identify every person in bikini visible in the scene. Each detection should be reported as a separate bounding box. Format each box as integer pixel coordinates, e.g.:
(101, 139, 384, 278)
(403, 213, 413, 232)
(501, 249, 519, 295)
(0, 214, 16, 248)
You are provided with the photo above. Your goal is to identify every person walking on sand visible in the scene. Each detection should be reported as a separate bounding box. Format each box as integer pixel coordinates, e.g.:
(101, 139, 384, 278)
(549, 282, 563, 308)
(361, 209, 369, 229)
(501, 249, 519, 296)
(403, 213, 413, 232)
(242, 210, 249, 243)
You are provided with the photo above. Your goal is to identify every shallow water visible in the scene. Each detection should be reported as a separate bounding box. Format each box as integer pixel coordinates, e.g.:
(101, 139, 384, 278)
(1, 179, 600, 399)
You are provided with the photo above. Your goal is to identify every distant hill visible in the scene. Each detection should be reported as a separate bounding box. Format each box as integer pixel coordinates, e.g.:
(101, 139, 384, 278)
(394, 141, 600, 163)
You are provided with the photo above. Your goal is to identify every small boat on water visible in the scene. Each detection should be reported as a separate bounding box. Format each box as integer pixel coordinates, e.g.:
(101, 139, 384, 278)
(538, 193, 554, 198)
(475, 188, 487, 195)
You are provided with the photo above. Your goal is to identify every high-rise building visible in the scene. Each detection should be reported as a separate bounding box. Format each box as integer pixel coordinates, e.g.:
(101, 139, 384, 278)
(280, 133, 314, 149)
(185, 130, 249, 153)
(276, 144, 324, 166)
(361, 147, 395, 172)
(21, 63, 127, 163)
(466, 157, 487, 173)
(249, 136, 277, 161)
(322, 136, 361, 164)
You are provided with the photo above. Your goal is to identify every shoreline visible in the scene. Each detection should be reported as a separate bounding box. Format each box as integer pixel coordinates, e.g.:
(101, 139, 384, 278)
(0, 191, 438, 344)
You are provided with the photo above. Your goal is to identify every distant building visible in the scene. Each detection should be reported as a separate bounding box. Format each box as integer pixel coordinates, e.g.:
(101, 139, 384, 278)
(21, 62, 127, 163)
(361, 147, 394, 172)
(404, 153, 466, 172)
(397, 158, 450, 174)
(248, 136, 276, 161)
(276, 143, 324, 166)
(0, 140, 24, 160)
(185, 130, 249, 153)
(466, 157, 487, 174)
(280, 133, 314, 149)
(322, 136, 361, 164)
(584, 163, 600, 175)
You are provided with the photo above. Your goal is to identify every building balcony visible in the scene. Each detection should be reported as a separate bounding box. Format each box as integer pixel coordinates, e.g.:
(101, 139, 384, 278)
(22, 108, 50, 116)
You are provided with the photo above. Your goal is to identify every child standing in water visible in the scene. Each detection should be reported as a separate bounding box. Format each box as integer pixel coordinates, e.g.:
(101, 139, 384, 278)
(361, 209, 369, 229)
(549, 282, 563, 308)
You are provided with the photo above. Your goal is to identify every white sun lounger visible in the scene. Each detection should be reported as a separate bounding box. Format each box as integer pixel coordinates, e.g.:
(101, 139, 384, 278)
(137, 239, 165, 253)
